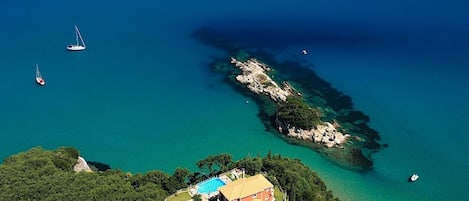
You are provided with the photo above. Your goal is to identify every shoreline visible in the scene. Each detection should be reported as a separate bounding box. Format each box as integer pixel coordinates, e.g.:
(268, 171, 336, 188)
(231, 57, 351, 149)
(212, 51, 382, 170)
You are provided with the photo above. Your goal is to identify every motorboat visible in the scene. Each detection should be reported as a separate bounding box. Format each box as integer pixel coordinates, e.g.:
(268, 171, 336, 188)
(409, 174, 419, 182)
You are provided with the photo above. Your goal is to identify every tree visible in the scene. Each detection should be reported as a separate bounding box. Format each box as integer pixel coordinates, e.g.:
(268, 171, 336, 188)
(235, 157, 262, 175)
(193, 194, 202, 201)
(196, 156, 214, 174)
(197, 154, 233, 175)
(276, 96, 322, 130)
(142, 170, 170, 188)
(212, 154, 233, 172)
(172, 168, 189, 187)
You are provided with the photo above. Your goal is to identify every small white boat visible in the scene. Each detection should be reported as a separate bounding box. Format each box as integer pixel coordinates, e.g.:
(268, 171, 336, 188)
(67, 25, 86, 51)
(409, 174, 419, 182)
(35, 64, 45, 86)
(302, 49, 308, 55)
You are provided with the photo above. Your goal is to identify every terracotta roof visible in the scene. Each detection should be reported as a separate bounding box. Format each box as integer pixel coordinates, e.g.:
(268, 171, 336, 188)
(219, 174, 273, 201)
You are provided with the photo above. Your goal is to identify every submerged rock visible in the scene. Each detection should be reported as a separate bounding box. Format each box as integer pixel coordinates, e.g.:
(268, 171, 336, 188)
(192, 27, 383, 170)
(227, 56, 382, 170)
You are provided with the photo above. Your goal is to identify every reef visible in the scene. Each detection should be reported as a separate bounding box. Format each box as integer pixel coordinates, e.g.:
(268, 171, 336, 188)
(192, 27, 384, 170)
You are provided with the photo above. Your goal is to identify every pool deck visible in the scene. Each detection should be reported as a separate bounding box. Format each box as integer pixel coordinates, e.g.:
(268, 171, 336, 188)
(219, 174, 232, 184)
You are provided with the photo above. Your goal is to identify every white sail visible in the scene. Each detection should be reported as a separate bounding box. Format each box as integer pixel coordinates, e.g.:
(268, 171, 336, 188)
(36, 64, 41, 78)
(75, 25, 86, 47)
(35, 64, 45, 86)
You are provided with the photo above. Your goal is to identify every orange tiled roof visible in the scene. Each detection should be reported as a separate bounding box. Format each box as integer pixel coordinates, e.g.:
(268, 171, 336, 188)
(219, 174, 273, 201)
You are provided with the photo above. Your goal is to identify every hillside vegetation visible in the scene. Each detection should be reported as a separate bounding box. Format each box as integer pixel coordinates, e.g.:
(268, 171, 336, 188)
(0, 147, 339, 201)
(0, 147, 168, 201)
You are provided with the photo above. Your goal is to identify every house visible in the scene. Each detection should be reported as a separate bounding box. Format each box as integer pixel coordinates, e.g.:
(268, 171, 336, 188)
(218, 174, 274, 201)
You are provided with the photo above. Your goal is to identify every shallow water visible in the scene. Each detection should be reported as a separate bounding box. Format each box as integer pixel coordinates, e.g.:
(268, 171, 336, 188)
(1, 1, 468, 200)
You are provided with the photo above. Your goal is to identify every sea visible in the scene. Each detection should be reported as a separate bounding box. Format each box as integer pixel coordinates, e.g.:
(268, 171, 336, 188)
(1, 1, 468, 201)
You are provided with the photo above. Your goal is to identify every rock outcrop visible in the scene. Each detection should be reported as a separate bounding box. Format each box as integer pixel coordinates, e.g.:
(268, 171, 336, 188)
(281, 122, 350, 148)
(231, 58, 293, 102)
(73, 156, 92, 172)
(231, 57, 350, 148)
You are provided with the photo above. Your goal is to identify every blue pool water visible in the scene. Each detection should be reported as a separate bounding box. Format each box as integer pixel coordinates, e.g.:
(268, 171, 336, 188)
(197, 178, 226, 194)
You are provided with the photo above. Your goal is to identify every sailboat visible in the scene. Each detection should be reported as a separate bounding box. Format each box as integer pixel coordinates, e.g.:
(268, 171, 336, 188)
(66, 25, 86, 51)
(35, 64, 45, 86)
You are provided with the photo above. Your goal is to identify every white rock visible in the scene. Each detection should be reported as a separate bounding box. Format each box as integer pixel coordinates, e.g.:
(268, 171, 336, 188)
(286, 122, 350, 148)
(231, 58, 292, 102)
(74, 156, 92, 172)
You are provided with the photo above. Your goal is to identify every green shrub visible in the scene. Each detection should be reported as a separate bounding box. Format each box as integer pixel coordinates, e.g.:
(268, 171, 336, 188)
(276, 96, 322, 130)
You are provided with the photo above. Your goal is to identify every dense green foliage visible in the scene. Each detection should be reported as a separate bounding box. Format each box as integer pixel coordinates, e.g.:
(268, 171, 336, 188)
(260, 154, 338, 201)
(196, 153, 232, 174)
(192, 194, 202, 201)
(129, 168, 189, 194)
(0, 147, 168, 201)
(276, 96, 322, 130)
(0, 147, 339, 201)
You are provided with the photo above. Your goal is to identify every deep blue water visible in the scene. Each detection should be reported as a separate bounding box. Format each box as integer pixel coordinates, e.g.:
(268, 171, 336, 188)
(1, 1, 468, 200)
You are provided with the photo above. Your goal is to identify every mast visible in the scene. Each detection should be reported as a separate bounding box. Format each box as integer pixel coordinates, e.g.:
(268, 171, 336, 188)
(75, 25, 79, 46)
(36, 64, 41, 78)
(75, 25, 86, 47)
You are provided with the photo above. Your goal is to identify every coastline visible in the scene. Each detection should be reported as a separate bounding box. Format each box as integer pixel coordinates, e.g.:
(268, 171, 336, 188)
(2, 1, 469, 200)
(231, 57, 350, 149)
(224, 54, 382, 170)
(0, 147, 341, 201)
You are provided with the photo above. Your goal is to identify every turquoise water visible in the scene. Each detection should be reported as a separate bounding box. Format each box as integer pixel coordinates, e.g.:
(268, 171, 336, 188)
(197, 177, 226, 194)
(1, 1, 469, 201)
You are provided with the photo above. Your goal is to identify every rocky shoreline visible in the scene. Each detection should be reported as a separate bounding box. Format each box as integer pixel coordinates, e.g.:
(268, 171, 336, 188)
(281, 122, 350, 148)
(220, 54, 383, 170)
(232, 57, 351, 149)
(231, 58, 293, 102)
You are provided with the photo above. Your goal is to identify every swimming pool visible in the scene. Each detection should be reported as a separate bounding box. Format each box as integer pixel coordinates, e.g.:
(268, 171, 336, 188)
(197, 177, 226, 194)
